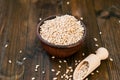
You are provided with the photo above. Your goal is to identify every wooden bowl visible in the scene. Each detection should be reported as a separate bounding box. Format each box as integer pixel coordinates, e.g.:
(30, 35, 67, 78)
(37, 15, 86, 58)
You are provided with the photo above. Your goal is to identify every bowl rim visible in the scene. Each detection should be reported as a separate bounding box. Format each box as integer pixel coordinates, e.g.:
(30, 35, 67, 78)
(37, 15, 86, 48)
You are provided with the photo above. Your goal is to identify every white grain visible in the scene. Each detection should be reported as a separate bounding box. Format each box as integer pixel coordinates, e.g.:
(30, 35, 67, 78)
(59, 60, 62, 63)
(69, 75, 72, 78)
(35, 65, 40, 69)
(67, 1, 70, 5)
(80, 17, 83, 20)
(58, 65, 61, 68)
(56, 71, 60, 76)
(61, 75, 64, 78)
(51, 69, 55, 72)
(39, 18, 42, 21)
(63, 74, 66, 76)
(68, 66, 72, 69)
(110, 58, 113, 61)
(23, 57, 27, 61)
(42, 71, 45, 74)
(70, 69, 73, 72)
(99, 32, 102, 34)
(35, 68, 38, 72)
(82, 53, 85, 56)
(51, 56, 55, 59)
(91, 72, 94, 75)
(66, 69, 69, 74)
(96, 70, 99, 73)
(65, 75, 69, 79)
(8, 60, 12, 63)
(19, 50, 22, 53)
(53, 77, 57, 80)
(63, 60, 67, 63)
(78, 60, 81, 63)
(75, 63, 78, 66)
(75, 60, 77, 63)
(31, 77, 35, 80)
(16, 60, 23, 65)
(5, 44, 8, 48)
(95, 44, 99, 47)
(93, 38, 98, 41)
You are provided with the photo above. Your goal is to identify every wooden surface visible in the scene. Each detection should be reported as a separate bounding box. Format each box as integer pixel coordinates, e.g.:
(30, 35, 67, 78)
(0, 0, 120, 80)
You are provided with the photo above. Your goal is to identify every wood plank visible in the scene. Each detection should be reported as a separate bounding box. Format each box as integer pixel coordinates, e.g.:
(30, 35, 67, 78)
(97, 15, 120, 80)
(23, 0, 63, 80)
(95, 0, 120, 80)
(0, 0, 30, 80)
(62, 0, 110, 80)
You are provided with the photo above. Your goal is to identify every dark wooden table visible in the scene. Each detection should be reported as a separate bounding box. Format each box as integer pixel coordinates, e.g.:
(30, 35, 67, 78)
(0, 0, 120, 80)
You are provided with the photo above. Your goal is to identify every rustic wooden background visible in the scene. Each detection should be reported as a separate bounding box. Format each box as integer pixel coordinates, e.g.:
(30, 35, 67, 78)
(0, 0, 120, 80)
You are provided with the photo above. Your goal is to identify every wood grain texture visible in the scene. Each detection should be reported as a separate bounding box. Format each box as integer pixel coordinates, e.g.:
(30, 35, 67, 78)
(0, 0, 120, 80)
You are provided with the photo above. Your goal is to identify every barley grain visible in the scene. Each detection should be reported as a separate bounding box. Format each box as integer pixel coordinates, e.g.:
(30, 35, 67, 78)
(67, 1, 70, 5)
(42, 71, 45, 74)
(63, 60, 67, 63)
(23, 57, 26, 61)
(31, 77, 35, 80)
(51, 69, 55, 72)
(110, 58, 113, 61)
(8, 60, 12, 63)
(93, 38, 98, 41)
(40, 15, 84, 45)
(35, 65, 39, 69)
(39, 18, 42, 21)
(91, 72, 94, 75)
(99, 32, 102, 34)
(58, 65, 61, 68)
(56, 71, 60, 76)
(59, 60, 62, 63)
(5, 44, 8, 48)
(82, 53, 85, 56)
(53, 77, 57, 80)
(95, 44, 99, 47)
(96, 70, 99, 73)
(51, 56, 55, 59)
(19, 50, 22, 53)
(80, 17, 83, 20)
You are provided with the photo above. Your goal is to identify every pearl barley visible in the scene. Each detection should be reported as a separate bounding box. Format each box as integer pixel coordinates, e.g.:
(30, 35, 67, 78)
(40, 15, 84, 45)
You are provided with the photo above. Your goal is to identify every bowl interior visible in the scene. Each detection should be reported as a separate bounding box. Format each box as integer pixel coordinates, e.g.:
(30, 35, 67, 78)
(37, 15, 86, 48)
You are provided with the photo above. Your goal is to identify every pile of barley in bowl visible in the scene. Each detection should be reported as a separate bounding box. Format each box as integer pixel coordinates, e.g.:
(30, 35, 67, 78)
(40, 15, 84, 45)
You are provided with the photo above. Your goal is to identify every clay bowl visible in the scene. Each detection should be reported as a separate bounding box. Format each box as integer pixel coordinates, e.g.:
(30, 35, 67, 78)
(37, 15, 86, 58)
